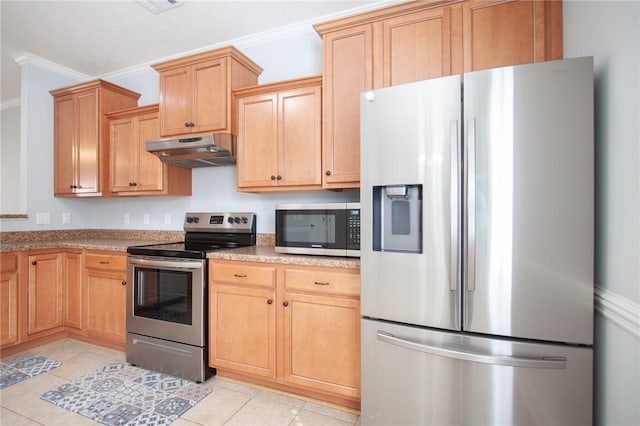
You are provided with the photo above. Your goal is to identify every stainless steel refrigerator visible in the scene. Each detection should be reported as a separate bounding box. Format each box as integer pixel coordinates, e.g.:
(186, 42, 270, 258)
(360, 57, 594, 425)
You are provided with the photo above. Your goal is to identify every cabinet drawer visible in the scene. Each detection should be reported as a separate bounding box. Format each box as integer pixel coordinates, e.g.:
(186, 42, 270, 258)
(210, 262, 276, 288)
(284, 268, 360, 296)
(84, 253, 127, 272)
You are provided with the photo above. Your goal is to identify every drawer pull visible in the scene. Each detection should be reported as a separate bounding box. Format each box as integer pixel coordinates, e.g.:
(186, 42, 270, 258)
(233, 273, 247, 278)
(314, 281, 330, 286)
(99, 261, 109, 264)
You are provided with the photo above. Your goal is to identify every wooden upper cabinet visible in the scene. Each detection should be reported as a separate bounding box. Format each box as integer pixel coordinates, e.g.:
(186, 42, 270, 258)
(462, 0, 563, 72)
(315, 0, 562, 189)
(107, 104, 191, 196)
(320, 24, 374, 189)
(152, 46, 262, 137)
(50, 80, 140, 197)
(382, 5, 461, 86)
(235, 76, 322, 192)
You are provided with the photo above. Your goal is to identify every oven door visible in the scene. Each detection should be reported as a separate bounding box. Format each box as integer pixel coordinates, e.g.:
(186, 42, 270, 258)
(127, 255, 205, 347)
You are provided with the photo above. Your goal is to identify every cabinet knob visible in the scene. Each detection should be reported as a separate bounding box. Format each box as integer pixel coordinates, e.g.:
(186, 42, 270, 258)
(121, 281, 127, 286)
(31, 261, 37, 265)
(267, 299, 273, 305)
(283, 301, 289, 307)
(184, 121, 195, 127)
(129, 182, 137, 187)
(325, 170, 332, 176)
(276, 175, 282, 180)
(270, 175, 276, 180)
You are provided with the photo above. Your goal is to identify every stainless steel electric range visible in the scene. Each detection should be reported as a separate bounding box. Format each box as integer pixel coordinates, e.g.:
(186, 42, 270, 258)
(126, 212, 256, 382)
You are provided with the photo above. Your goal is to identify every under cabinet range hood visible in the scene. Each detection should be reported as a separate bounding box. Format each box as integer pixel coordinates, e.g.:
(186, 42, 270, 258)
(145, 133, 236, 168)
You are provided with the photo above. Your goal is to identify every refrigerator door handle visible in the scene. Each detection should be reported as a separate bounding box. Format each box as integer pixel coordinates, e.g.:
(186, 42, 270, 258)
(376, 331, 567, 369)
(466, 118, 477, 292)
(450, 120, 459, 292)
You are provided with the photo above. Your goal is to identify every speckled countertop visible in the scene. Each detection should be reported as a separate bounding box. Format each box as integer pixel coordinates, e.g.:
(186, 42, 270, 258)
(0, 230, 360, 269)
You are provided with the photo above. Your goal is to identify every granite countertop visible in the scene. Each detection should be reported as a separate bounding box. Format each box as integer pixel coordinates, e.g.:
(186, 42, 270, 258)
(208, 245, 360, 269)
(0, 230, 360, 269)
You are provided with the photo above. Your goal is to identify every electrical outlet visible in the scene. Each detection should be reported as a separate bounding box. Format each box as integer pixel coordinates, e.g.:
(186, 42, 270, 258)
(124, 213, 130, 224)
(62, 212, 71, 224)
(36, 212, 51, 225)
(144, 213, 150, 225)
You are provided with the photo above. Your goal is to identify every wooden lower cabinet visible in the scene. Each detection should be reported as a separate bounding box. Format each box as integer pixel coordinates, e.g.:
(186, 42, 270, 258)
(27, 252, 64, 335)
(84, 252, 128, 345)
(63, 251, 83, 331)
(209, 260, 360, 408)
(1, 252, 20, 347)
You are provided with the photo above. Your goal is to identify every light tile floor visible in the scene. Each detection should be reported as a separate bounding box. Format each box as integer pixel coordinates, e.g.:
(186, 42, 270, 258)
(0, 339, 361, 425)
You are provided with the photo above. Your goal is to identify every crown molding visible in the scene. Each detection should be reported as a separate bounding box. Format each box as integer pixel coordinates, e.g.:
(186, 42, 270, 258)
(13, 52, 91, 82)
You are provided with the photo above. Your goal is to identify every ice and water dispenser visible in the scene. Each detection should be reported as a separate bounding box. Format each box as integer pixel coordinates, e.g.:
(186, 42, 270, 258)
(372, 184, 422, 253)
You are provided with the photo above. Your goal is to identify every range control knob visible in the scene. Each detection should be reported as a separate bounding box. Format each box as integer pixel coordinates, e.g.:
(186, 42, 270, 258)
(241, 217, 249, 224)
(186, 217, 193, 223)
(227, 217, 234, 224)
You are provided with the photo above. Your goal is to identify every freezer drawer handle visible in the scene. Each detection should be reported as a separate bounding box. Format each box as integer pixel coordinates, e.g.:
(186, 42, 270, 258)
(376, 331, 567, 369)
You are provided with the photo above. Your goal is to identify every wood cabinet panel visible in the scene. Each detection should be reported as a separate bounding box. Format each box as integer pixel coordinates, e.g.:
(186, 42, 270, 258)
(382, 6, 457, 86)
(107, 104, 191, 196)
(27, 253, 63, 335)
(63, 252, 83, 330)
(153, 47, 262, 137)
(321, 24, 373, 189)
(50, 80, 140, 197)
(1, 253, 19, 347)
(84, 252, 127, 345)
(235, 76, 322, 192)
(462, 0, 563, 72)
(209, 284, 276, 378)
(283, 291, 360, 398)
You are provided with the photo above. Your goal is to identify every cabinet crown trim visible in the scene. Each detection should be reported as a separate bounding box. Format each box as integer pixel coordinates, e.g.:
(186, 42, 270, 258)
(151, 45, 263, 76)
(49, 79, 141, 99)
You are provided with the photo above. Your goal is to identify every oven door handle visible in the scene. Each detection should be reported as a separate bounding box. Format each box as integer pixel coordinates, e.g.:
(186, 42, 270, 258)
(128, 257, 203, 270)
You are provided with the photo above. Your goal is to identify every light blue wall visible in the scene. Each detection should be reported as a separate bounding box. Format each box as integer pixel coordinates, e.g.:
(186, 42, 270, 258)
(564, 2, 640, 426)
(0, 30, 357, 234)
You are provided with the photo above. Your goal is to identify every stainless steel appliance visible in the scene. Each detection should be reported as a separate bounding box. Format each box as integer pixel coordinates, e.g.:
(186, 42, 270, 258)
(275, 202, 360, 257)
(145, 132, 236, 167)
(126, 212, 256, 382)
(360, 57, 594, 425)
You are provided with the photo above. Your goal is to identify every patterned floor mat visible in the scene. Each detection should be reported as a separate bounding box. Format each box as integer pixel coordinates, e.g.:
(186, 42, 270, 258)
(41, 362, 210, 425)
(1, 352, 62, 389)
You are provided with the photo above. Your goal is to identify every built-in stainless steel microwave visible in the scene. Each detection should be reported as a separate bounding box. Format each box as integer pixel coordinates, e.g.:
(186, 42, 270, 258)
(275, 203, 360, 257)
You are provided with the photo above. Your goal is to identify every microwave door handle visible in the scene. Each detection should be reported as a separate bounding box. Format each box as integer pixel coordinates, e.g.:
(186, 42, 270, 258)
(128, 257, 203, 270)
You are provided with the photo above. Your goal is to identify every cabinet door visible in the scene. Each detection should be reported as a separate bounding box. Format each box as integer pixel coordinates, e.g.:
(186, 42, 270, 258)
(28, 253, 63, 335)
(76, 89, 99, 194)
(463, 0, 562, 72)
(322, 23, 374, 189)
(159, 66, 192, 136)
(236, 93, 279, 188)
(85, 269, 127, 344)
(63, 252, 83, 330)
(110, 117, 136, 192)
(278, 86, 322, 187)
(53, 94, 76, 195)
(192, 58, 228, 133)
(1, 254, 19, 347)
(136, 112, 164, 192)
(282, 292, 360, 398)
(209, 284, 276, 378)
(382, 6, 457, 86)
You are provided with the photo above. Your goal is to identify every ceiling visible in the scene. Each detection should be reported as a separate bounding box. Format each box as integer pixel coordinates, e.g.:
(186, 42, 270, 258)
(0, 0, 392, 104)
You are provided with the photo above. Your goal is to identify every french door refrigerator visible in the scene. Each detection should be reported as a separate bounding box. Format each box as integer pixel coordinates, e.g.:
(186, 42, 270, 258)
(360, 57, 594, 426)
